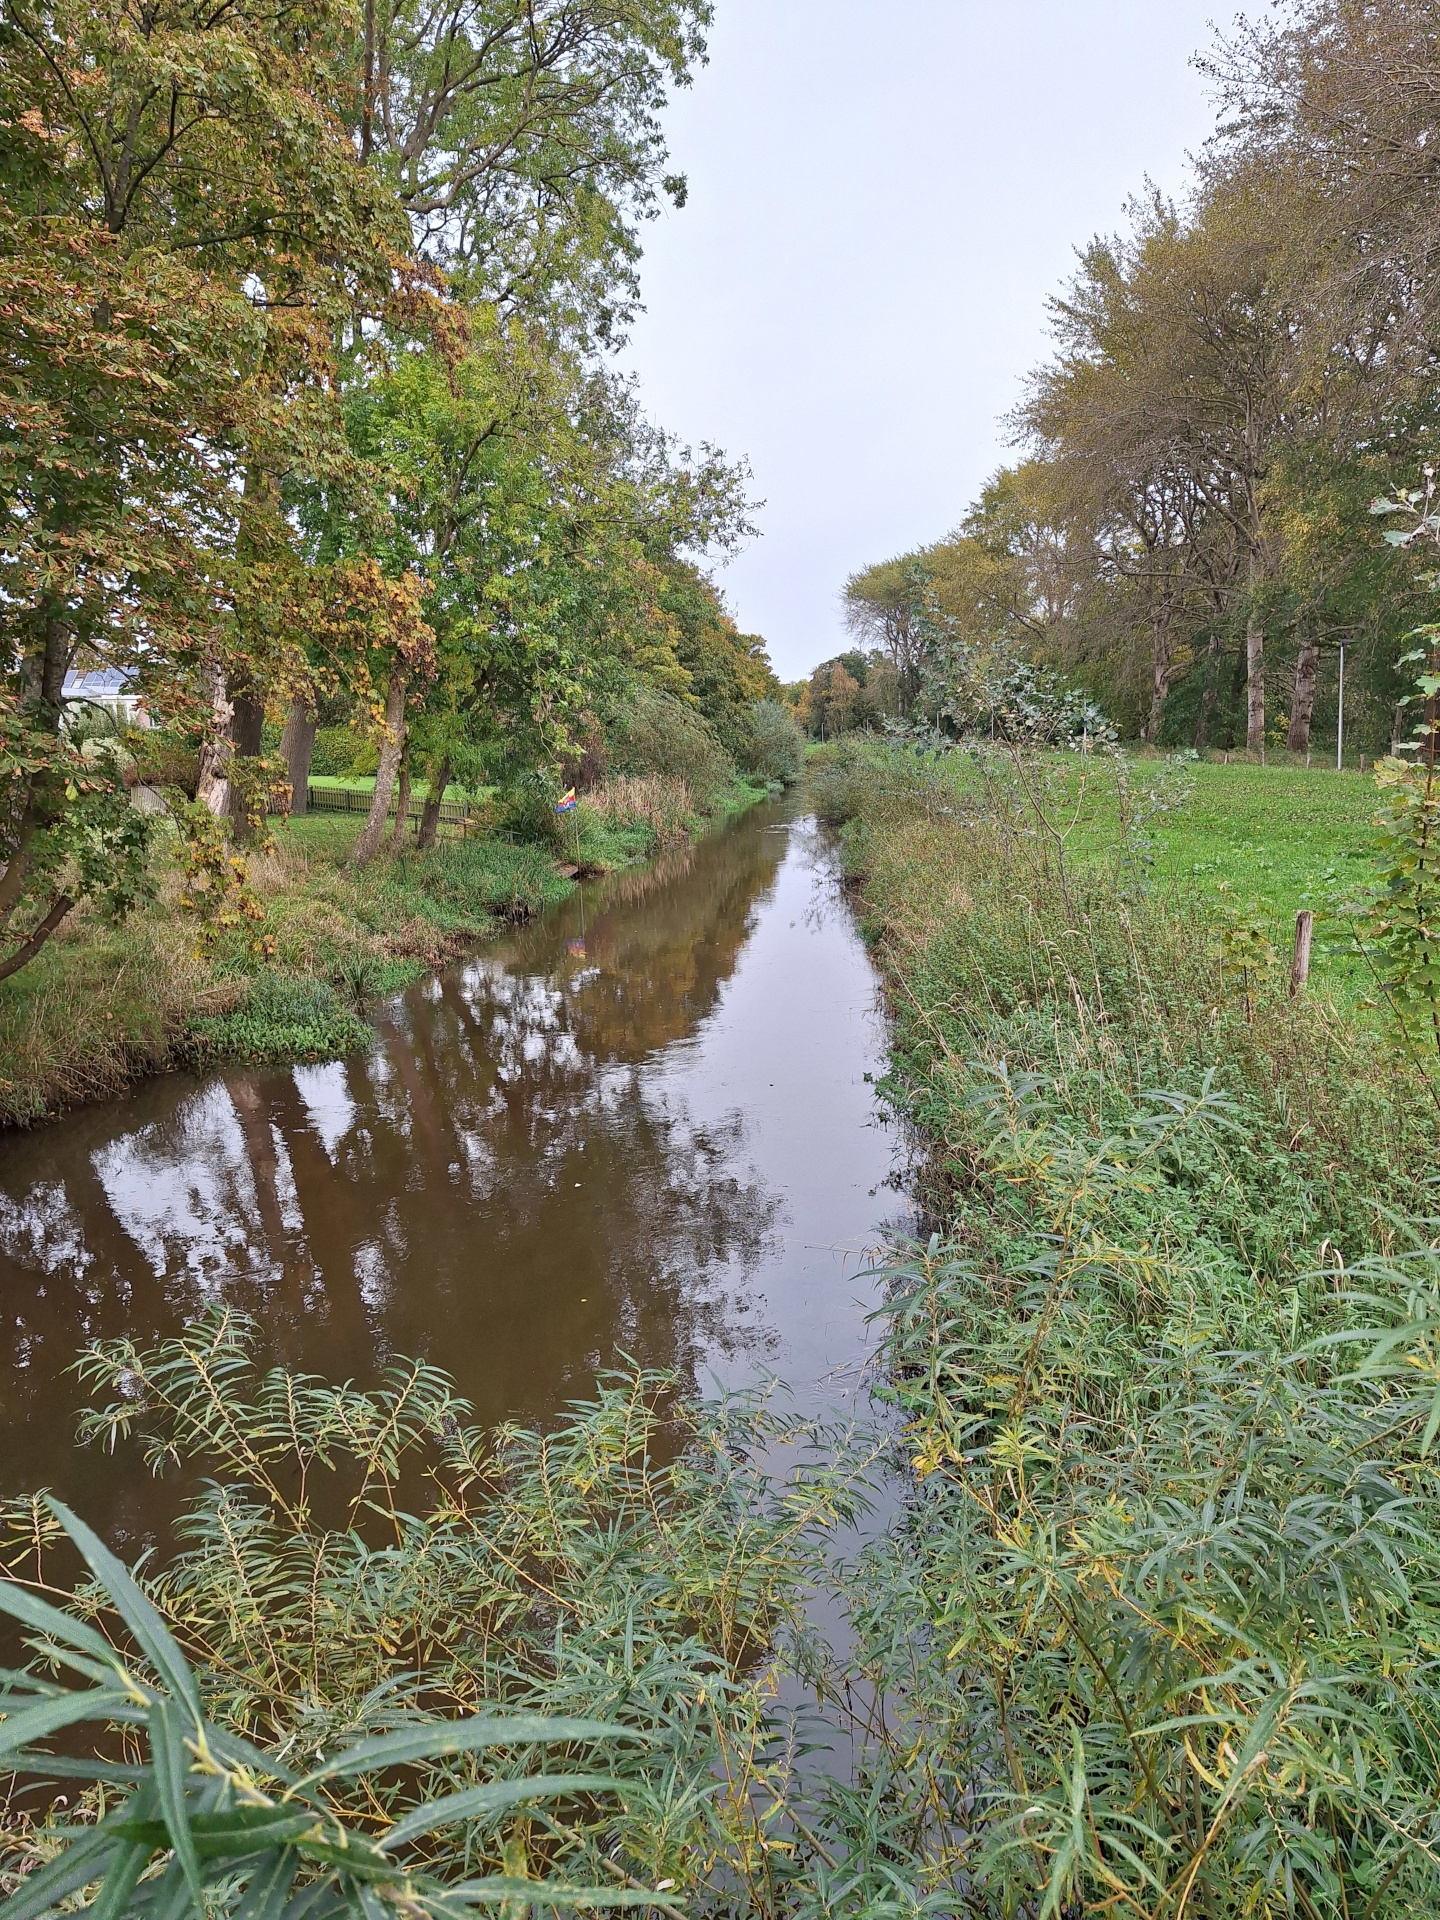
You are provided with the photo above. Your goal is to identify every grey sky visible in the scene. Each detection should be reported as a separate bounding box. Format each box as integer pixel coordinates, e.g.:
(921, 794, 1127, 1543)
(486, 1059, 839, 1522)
(623, 0, 1238, 682)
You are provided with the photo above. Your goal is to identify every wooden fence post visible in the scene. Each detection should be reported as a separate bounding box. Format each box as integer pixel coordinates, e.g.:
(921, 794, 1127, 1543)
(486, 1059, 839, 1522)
(1290, 910, 1314, 998)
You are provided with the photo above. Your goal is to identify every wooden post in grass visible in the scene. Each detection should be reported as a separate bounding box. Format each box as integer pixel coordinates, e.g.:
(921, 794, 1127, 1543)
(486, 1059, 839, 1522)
(1291, 910, 1314, 998)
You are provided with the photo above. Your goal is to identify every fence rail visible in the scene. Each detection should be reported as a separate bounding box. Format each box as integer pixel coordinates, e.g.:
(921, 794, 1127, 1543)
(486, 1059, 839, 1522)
(304, 783, 473, 831)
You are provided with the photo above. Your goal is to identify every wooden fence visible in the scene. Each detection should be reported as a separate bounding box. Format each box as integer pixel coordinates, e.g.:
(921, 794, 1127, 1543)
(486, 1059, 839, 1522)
(304, 784, 474, 834)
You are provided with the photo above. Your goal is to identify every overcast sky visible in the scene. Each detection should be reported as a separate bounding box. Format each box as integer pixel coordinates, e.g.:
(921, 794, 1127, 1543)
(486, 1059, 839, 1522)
(621, 0, 1241, 682)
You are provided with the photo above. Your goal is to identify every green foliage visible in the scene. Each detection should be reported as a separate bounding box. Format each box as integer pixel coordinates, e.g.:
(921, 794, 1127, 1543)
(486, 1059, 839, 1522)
(0, 0, 755, 982)
(0, 1313, 871, 1912)
(133, 731, 200, 798)
(0, 0, 405, 974)
(830, 14, 1440, 755)
(1338, 628, 1440, 1089)
(0, 696, 154, 976)
(0, 1493, 657, 1916)
(657, 562, 777, 757)
(920, 647, 1116, 750)
(185, 976, 372, 1065)
(492, 769, 570, 848)
(308, 730, 368, 779)
(167, 798, 272, 957)
(600, 680, 733, 803)
(739, 700, 804, 786)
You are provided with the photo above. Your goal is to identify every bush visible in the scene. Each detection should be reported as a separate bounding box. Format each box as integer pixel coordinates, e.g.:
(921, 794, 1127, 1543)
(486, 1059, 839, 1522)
(739, 698, 804, 785)
(601, 680, 734, 803)
(0, 1318, 867, 1913)
(133, 727, 199, 797)
(493, 768, 567, 847)
(309, 726, 366, 776)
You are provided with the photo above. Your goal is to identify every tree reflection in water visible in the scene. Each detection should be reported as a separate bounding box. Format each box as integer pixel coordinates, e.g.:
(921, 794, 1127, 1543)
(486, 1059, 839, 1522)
(0, 802, 904, 1550)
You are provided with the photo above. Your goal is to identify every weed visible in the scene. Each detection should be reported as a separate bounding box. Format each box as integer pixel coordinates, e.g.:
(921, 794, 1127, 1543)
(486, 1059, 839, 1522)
(804, 737, 1440, 1915)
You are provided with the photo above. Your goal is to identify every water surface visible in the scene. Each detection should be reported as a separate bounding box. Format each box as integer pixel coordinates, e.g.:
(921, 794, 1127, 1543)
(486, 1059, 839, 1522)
(0, 804, 904, 1546)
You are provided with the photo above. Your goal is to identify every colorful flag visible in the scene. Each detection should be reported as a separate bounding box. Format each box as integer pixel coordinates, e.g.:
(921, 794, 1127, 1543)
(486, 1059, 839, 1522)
(555, 788, 577, 814)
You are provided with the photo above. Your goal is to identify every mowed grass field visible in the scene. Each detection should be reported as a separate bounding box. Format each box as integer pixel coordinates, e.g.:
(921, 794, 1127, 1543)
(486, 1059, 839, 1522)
(1139, 760, 1377, 917)
(1037, 754, 1382, 996)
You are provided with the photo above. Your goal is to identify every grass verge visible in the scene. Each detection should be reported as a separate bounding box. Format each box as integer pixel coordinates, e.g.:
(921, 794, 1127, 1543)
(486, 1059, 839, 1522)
(803, 738, 1440, 1914)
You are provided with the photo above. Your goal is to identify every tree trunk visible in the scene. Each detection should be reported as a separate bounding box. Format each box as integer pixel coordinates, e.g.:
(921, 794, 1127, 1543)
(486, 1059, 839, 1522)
(1144, 620, 1172, 744)
(1287, 638, 1320, 754)
(195, 663, 234, 817)
(25, 609, 70, 717)
(416, 757, 451, 851)
(0, 613, 74, 958)
(230, 687, 265, 758)
(1245, 612, 1265, 753)
(226, 683, 267, 838)
(390, 746, 411, 850)
(279, 698, 317, 815)
(353, 669, 406, 867)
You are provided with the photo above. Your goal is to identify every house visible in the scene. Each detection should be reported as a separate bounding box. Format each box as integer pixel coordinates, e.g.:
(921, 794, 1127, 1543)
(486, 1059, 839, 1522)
(61, 668, 151, 729)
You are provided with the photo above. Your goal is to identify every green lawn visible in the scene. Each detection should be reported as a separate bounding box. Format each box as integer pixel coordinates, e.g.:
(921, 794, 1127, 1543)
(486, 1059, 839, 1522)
(1128, 759, 1377, 916)
(305, 774, 485, 801)
(1061, 757, 1383, 997)
(904, 748, 1388, 999)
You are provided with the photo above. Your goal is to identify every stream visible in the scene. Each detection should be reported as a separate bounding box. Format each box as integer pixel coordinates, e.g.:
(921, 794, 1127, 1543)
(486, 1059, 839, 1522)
(0, 801, 908, 1550)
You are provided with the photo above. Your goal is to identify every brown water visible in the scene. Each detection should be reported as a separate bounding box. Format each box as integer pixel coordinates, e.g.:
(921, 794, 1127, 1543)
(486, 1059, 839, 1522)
(0, 803, 906, 1550)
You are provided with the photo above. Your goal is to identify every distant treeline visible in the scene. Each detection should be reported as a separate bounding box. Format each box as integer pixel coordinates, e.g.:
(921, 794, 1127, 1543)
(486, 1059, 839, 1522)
(830, 1, 1440, 755)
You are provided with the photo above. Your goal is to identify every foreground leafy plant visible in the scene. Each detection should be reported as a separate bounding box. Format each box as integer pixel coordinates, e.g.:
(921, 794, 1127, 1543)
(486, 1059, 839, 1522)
(0, 1497, 649, 1917)
(1337, 625, 1440, 1095)
(1, 1319, 875, 1914)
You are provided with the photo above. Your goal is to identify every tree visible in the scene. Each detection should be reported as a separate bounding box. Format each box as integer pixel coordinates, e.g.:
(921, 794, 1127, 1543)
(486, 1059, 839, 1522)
(842, 558, 932, 714)
(357, 0, 711, 339)
(0, 0, 401, 969)
(327, 315, 753, 857)
(260, 0, 718, 812)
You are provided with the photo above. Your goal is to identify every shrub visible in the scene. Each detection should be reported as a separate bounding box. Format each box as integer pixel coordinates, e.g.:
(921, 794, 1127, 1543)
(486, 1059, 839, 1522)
(309, 726, 365, 777)
(0, 1317, 870, 1913)
(133, 728, 200, 797)
(493, 768, 566, 848)
(601, 681, 733, 804)
(739, 698, 803, 785)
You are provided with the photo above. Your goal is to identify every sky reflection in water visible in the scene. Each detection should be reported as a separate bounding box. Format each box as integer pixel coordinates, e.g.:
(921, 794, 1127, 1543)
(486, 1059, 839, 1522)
(0, 805, 905, 1548)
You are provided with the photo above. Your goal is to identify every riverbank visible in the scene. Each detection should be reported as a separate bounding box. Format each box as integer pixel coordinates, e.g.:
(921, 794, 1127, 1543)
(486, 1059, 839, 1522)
(0, 774, 772, 1127)
(807, 739, 1440, 1911)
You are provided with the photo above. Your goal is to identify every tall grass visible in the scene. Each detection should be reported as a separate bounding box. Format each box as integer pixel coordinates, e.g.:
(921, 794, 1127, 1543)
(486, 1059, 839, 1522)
(805, 737, 1440, 1916)
(579, 774, 697, 852)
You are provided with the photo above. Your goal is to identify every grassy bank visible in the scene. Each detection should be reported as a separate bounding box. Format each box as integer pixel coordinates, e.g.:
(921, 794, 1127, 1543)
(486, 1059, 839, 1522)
(806, 739, 1440, 1915)
(861, 745, 1382, 998)
(0, 773, 770, 1127)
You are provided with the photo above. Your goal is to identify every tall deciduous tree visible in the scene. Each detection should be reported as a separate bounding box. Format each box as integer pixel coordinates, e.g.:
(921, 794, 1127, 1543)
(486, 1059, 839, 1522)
(0, 0, 401, 967)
